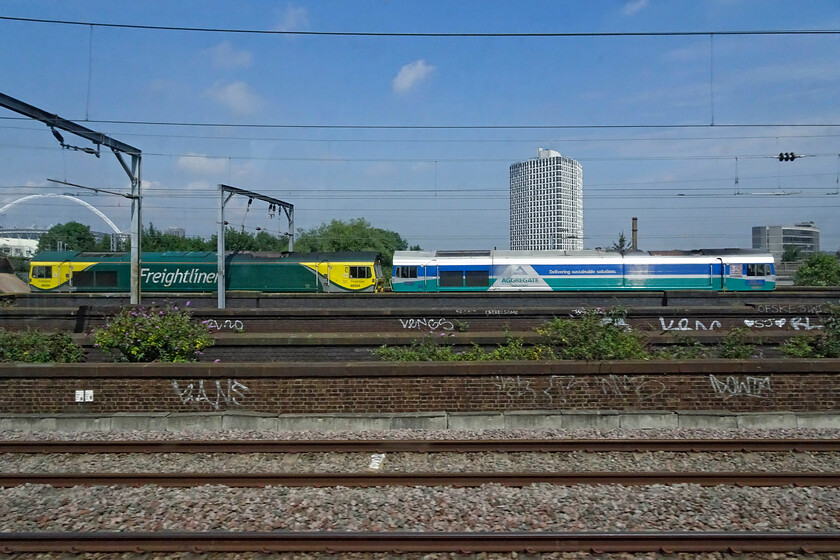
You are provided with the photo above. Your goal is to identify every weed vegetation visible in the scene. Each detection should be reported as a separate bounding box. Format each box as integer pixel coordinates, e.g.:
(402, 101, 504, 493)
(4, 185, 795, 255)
(374, 308, 769, 362)
(0, 328, 84, 363)
(781, 305, 840, 358)
(92, 302, 215, 362)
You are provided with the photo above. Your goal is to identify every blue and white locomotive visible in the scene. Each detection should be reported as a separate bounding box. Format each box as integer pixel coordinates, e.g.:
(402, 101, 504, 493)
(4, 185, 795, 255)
(391, 248, 775, 292)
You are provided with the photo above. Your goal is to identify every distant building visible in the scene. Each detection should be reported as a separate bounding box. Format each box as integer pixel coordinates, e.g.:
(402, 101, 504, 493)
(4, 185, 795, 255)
(752, 221, 820, 261)
(510, 148, 583, 250)
(0, 237, 38, 258)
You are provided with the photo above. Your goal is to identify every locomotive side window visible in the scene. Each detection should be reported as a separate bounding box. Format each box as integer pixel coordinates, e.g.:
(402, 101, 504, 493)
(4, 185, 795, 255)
(32, 266, 53, 279)
(439, 270, 463, 287)
(394, 266, 418, 278)
(348, 266, 371, 279)
(97, 271, 118, 287)
(465, 270, 489, 287)
(72, 270, 95, 287)
(73, 270, 118, 288)
(746, 264, 766, 277)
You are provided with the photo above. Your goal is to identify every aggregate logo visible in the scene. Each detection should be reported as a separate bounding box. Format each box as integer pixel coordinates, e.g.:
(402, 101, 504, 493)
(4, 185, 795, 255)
(500, 277, 540, 284)
(141, 267, 217, 287)
(491, 264, 550, 290)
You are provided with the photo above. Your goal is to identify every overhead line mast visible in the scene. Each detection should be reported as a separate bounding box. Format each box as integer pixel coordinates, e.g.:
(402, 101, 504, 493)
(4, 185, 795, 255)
(0, 92, 143, 304)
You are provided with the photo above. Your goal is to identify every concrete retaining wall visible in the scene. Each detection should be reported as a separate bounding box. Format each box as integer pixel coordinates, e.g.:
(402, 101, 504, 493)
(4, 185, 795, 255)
(2, 410, 839, 433)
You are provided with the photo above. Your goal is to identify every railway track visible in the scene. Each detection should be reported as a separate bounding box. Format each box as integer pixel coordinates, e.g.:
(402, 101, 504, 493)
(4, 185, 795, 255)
(2, 436, 839, 554)
(2, 530, 840, 553)
(1, 471, 838, 487)
(4, 438, 839, 453)
(2, 438, 838, 487)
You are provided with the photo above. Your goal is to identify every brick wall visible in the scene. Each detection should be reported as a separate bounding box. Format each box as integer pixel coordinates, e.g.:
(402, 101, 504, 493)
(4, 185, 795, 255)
(0, 361, 837, 415)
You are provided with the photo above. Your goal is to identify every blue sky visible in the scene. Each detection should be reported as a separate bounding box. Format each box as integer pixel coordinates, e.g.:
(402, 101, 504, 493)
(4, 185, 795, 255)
(1, 1, 839, 252)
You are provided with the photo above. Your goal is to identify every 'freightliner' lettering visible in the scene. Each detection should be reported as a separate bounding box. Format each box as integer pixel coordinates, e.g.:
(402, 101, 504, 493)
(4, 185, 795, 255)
(141, 267, 217, 287)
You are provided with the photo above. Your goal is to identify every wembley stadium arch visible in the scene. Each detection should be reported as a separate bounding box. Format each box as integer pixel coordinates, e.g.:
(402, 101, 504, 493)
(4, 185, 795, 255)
(0, 194, 123, 235)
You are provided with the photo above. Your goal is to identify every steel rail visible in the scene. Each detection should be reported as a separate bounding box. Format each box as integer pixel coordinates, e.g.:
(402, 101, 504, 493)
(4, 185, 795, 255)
(1, 531, 839, 553)
(1, 472, 838, 487)
(2, 439, 839, 453)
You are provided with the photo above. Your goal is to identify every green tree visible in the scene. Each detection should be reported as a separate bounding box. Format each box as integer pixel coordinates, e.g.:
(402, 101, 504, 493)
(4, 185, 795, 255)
(208, 226, 289, 252)
(610, 231, 629, 252)
(793, 253, 840, 286)
(94, 234, 127, 252)
(781, 245, 802, 263)
(37, 221, 97, 252)
(293, 218, 409, 267)
(128, 223, 208, 252)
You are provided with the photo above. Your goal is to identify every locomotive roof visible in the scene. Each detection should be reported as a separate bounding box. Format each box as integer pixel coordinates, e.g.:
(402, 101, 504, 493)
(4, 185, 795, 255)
(394, 248, 772, 259)
(31, 250, 381, 263)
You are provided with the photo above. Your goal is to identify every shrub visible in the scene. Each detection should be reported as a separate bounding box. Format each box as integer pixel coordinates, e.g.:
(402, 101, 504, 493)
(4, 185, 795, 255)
(781, 305, 840, 358)
(715, 327, 758, 359)
(793, 253, 840, 286)
(536, 308, 650, 360)
(781, 336, 817, 359)
(92, 302, 215, 362)
(0, 328, 84, 363)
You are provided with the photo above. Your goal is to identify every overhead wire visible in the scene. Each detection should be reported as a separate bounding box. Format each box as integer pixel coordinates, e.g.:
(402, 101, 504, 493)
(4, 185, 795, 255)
(2, 16, 839, 37)
(3, 114, 840, 129)
(3, 122, 840, 144)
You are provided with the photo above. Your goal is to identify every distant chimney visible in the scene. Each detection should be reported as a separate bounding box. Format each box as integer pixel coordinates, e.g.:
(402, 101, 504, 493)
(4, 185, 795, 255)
(632, 217, 638, 251)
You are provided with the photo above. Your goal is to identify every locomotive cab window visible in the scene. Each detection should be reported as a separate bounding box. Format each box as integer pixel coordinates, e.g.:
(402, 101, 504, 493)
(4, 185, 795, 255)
(348, 266, 371, 279)
(32, 266, 53, 279)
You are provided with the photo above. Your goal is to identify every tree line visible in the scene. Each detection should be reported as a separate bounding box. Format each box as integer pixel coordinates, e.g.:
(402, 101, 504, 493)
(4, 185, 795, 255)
(35, 218, 419, 268)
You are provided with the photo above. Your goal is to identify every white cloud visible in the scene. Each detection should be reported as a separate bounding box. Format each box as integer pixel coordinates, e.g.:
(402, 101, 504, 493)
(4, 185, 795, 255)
(622, 0, 649, 16)
(205, 80, 264, 115)
(140, 179, 161, 190)
(185, 180, 212, 191)
(233, 161, 255, 178)
(276, 5, 309, 31)
(177, 154, 228, 176)
(209, 41, 253, 69)
(393, 60, 435, 94)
